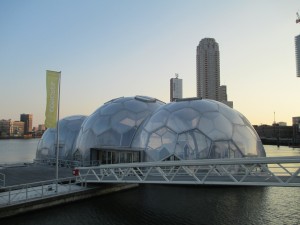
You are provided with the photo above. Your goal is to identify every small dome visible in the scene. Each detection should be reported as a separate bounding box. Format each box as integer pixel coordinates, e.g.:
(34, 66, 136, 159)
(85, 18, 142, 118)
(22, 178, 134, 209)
(73, 96, 165, 162)
(36, 115, 87, 160)
(132, 99, 266, 162)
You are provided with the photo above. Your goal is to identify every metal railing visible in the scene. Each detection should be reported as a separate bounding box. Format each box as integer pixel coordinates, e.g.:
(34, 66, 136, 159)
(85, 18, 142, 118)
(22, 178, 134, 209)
(0, 173, 5, 187)
(0, 177, 86, 207)
(34, 158, 101, 168)
(74, 156, 300, 187)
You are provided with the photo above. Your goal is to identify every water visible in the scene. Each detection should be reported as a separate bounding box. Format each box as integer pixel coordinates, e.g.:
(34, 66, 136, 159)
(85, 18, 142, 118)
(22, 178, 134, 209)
(0, 140, 300, 225)
(0, 139, 39, 164)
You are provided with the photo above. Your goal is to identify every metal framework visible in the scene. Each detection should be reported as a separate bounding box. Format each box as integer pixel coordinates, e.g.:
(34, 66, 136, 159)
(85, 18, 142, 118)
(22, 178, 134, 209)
(34, 158, 101, 168)
(75, 157, 300, 187)
(0, 177, 86, 207)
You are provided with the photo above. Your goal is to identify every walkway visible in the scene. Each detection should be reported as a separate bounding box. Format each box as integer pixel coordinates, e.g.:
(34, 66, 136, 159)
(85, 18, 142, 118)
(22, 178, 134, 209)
(0, 164, 86, 207)
(75, 156, 300, 187)
(0, 164, 73, 187)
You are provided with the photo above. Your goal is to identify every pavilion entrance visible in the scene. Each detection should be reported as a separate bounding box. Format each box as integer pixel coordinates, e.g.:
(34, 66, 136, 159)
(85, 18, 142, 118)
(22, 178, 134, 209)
(90, 147, 142, 165)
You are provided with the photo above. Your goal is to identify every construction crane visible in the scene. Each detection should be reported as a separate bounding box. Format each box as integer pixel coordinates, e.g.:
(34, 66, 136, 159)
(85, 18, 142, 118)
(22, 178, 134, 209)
(297, 12, 300, 23)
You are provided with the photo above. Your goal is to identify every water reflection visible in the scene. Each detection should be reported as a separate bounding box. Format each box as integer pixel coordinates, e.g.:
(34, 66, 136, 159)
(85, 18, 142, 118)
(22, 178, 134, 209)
(2, 184, 299, 225)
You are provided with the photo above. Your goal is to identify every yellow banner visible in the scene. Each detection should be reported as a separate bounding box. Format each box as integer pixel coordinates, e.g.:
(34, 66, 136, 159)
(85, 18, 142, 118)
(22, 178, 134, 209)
(45, 70, 60, 128)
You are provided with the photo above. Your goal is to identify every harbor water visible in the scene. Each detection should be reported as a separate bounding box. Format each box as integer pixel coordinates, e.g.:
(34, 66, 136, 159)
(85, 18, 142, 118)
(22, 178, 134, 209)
(0, 139, 38, 165)
(0, 139, 300, 225)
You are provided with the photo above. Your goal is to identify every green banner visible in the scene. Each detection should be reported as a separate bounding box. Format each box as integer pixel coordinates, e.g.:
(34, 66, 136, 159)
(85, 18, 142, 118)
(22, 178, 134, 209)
(45, 70, 60, 128)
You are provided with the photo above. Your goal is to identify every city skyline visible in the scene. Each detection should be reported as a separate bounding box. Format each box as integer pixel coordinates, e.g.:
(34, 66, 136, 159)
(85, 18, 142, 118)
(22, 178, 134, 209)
(0, 1, 299, 127)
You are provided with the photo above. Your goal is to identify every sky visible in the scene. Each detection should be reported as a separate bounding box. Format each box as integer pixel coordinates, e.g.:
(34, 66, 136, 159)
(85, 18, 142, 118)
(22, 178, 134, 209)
(0, 0, 299, 127)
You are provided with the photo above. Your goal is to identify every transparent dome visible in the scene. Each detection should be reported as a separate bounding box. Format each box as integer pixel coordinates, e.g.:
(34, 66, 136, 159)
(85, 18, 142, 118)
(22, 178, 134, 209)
(132, 99, 266, 162)
(73, 96, 165, 162)
(36, 115, 87, 160)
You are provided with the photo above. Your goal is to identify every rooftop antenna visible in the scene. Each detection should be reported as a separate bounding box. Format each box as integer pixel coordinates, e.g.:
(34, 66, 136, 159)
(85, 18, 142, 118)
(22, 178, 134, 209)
(297, 12, 300, 23)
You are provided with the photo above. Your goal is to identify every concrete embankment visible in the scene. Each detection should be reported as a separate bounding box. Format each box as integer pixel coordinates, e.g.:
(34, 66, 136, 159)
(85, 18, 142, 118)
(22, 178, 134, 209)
(0, 183, 138, 219)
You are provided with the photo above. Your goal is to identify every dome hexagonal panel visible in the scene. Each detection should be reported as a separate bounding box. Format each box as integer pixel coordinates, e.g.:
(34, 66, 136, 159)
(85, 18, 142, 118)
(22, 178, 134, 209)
(191, 99, 219, 113)
(124, 99, 148, 113)
(232, 125, 259, 157)
(167, 108, 200, 133)
(144, 109, 169, 133)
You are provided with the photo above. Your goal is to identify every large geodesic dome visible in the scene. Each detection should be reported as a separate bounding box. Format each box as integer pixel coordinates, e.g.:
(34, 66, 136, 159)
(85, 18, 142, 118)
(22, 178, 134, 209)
(73, 96, 165, 162)
(132, 99, 266, 162)
(36, 115, 87, 161)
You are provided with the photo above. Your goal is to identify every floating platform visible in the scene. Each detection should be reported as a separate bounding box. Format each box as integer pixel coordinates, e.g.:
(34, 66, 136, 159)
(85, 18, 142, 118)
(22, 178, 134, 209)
(0, 164, 73, 187)
(0, 164, 138, 219)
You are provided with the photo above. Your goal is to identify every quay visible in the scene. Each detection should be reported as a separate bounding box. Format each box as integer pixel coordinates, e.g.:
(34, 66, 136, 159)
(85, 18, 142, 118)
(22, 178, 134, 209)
(0, 164, 138, 219)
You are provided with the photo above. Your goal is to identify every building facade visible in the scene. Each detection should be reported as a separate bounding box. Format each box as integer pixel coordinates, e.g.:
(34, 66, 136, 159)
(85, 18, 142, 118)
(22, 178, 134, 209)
(218, 85, 227, 102)
(196, 38, 220, 100)
(20, 114, 32, 134)
(12, 121, 24, 136)
(196, 38, 233, 108)
(0, 119, 13, 136)
(170, 74, 183, 102)
(295, 35, 300, 77)
(0, 119, 24, 137)
(292, 116, 300, 144)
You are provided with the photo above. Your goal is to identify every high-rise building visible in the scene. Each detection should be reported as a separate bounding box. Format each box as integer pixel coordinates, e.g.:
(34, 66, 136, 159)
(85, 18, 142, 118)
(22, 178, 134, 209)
(170, 74, 183, 102)
(295, 35, 300, 77)
(20, 114, 33, 134)
(196, 38, 233, 108)
(196, 38, 220, 100)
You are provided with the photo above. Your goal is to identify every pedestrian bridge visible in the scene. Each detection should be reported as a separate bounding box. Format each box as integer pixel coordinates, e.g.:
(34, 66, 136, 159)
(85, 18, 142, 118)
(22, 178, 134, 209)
(74, 156, 300, 187)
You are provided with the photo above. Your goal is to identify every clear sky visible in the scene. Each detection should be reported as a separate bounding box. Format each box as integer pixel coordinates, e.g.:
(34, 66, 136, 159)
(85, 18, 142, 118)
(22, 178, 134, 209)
(0, 0, 299, 127)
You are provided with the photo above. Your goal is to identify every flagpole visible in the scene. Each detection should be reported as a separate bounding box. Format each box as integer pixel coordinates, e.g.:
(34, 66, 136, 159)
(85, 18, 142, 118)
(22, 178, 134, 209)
(55, 72, 61, 190)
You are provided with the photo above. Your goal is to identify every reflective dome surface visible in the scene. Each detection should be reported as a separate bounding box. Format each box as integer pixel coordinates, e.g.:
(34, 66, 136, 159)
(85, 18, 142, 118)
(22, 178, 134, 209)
(73, 96, 165, 162)
(132, 99, 266, 162)
(36, 115, 87, 160)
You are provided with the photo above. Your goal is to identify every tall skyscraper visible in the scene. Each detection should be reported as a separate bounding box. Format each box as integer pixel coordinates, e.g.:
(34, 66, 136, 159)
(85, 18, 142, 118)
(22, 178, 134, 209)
(196, 38, 220, 100)
(295, 34, 300, 77)
(20, 114, 33, 134)
(196, 38, 233, 108)
(170, 74, 183, 102)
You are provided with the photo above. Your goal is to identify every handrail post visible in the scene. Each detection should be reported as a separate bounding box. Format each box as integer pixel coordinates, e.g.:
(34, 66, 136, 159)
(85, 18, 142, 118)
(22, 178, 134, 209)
(56, 180, 58, 194)
(26, 184, 28, 200)
(8, 188, 11, 204)
(42, 183, 44, 197)
(69, 178, 71, 192)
